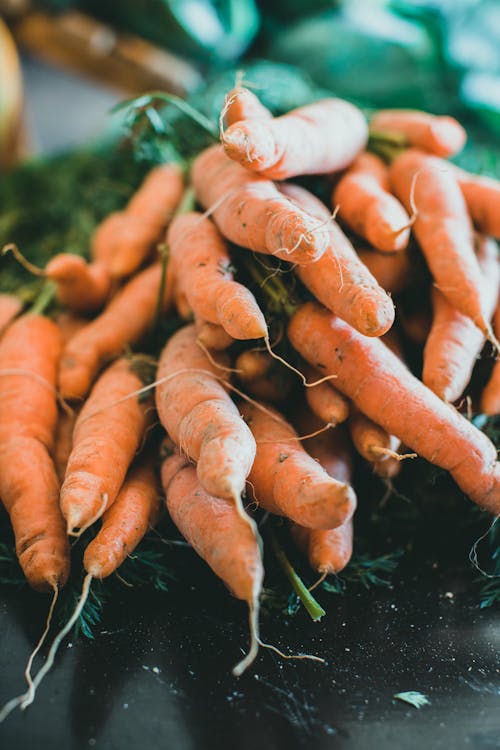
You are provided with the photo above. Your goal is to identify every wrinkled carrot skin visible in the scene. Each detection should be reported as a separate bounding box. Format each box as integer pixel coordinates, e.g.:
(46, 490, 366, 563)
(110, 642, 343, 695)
(84, 457, 160, 579)
(0, 315, 69, 590)
(289, 302, 500, 512)
(162, 450, 263, 603)
(241, 401, 356, 529)
(481, 302, 500, 416)
(92, 163, 184, 279)
(168, 212, 267, 340)
(155, 324, 256, 500)
(333, 153, 411, 252)
(423, 236, 500, 402)
(0, 293, 22, 335)
(223, 86, 272, 127)
(280, 183, 394, 337)
(450, 165, 500, 239)
(222, 98, 368, 179)
(45, 254, 111, 314)
(371, 109, 466, 158)
(390, 149, 489, 334)
(192, 145, 328, 264)
(59, 263, 169, 401)
(60, 358, 152, 533)
(196, 320, 234, 351)
(356, 246, 413, 296)
(303, 364, 350, 425)
(53, 408, 77, 483)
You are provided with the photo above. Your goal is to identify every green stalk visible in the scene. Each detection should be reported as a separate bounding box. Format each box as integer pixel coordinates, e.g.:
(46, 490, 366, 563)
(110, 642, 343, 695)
(113, 92, 218, 138)
(270, 532, 326, 622)
(29, 282, 55, 316)
(241, 253, 298, 319)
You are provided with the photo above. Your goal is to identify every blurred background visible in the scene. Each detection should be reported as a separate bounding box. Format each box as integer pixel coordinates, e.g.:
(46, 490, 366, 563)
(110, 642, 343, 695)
(0, 0, 499, 162)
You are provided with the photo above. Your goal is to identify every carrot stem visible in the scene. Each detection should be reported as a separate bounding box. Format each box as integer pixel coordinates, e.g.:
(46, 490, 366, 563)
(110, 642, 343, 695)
(29, 283, 55, 316)
(270, 531, 326, 622)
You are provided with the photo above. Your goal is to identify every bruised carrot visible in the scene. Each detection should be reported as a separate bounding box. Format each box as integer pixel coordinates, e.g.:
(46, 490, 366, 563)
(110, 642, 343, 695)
(45, 254, 111, 314)
(59, 263, 169, 401)
(333, 152, 411, 252)
(303, 364, 350, 425)
(0, 293, 22, 335)
(155, 324, 256, 502)
(371, 109, 466, 157)
(92, 163, 184, 279)
(280, 183, 394, 336)
(191, 145, 329, 264)
(84, 456, 160, 578)
(241, 401, 356, 529)
(222, 97, 368, 179)
(0, 315, 69, 590)
(289, 302, 500, 512)
(449, 165, 500, 239)
(168, 212, 267, 340)
(390, 149, 491, 336)
(60, 358, 152, 534)
(356, 246, 414, 296)
(423, 235, 500, 402)
(223, 85, 272, 128)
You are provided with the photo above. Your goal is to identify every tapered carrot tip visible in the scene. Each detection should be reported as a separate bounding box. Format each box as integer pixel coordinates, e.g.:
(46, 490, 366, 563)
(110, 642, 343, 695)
(223, 122, 275, 169)
(430, 117, 466, 157)
(275, 471, 357, 530)
(22, 551, 70, 592)
(45, 254, 87, 279)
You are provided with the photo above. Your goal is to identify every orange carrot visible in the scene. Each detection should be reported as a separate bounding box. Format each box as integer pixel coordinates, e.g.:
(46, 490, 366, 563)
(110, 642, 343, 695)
(303, 364, 350, 425)
(399, 306, 432, 345)
(59, 263, 169, 400)
(45, 254, 111, 314)
(333, 152, 411, 252)
(390, 149, 491, 336)
(155, 324, 256, 502)
(241, 401, 356, 529)
(60, 358, 152, 534)
(480, 301, 500, 416)
(292, 520, 353, 576)
(222, 97, 368, 179)
(92, 163, 183, 279)
(235, 349, 293, 403)
(84, 456, 160, 579)
(55, 311, 88, 345)
(423, 235, 500, 402)
(289, 302, 500, 512)
(53, 408, 78, 483)
(236, 350, 272, 382)
(348, 408, 403, 479)
(0, 293, 22, 335)
(280, 183, 394, 336)
(356, 246, 413, 296)
(0, 315, 69, 590)
(168, 211, 267, 340)
(196, 320, 234, 351)
(191, 145, 329, 264)
(223, 85, 272, 128)
(371, 109, 466, 157)
(449, 165, 500, 239)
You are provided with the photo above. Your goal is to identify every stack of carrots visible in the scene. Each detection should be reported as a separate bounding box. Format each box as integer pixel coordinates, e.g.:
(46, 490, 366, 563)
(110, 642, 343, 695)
(2, 84, 500, 708)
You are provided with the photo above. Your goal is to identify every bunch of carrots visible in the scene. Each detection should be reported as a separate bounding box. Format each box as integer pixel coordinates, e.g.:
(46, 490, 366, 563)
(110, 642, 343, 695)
(2, 82, 500, 717)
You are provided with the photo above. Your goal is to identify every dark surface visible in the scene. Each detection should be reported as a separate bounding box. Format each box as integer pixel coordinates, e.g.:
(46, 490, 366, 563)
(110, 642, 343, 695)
(1, 553, 499, 750)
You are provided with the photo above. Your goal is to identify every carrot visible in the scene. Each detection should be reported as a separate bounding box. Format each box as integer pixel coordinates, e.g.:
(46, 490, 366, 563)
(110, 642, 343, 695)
(84, 456, 160, 579)
(423, 235, 500, 403)
(55, 311, 88, 345)
(241, 401, 356, 529)
(288, 301, 500, 512)
(196, 320, 234, 351)
(45, 254, 111, 314)
(53, 408, 78, 483)
(390, 149, 492, 337)
(155, 324, 256, 502)
(348, 409, 403, 479)
(60, 358, 152, 534)
(161, 447, 263, 675)
(168, 211, 267, 340)
(235, 349, 293, 403)
(191, 145, 329, 264)
(0, 293, 22, 335)
(279, 183, 394, 336)
(333, 152, 411, 252)
(59, 263, 169, 400)
(480, 302, 500, 416)
(222, 97, 368, 179)
(356, 246, 414, 296)
(236, 350, 272, 382)
(292, 520, 353, 576)
(303, 364, 350, 425)
(0, 315, 69, 590)
(223, 85, 272, 128)
(449, 165, 500, 239)
(92, 163, 184, 279)
(370, 109, 466, 157)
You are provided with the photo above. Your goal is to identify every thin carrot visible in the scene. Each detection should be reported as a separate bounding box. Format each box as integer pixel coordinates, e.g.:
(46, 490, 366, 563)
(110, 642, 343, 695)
(356, 246, 414, 296)
(162, 447, 263, 675)
(168, 211, 267, 340)
(289, 302, 500, 512)
(370, 109, 466, 157)
(84, 456, 160, 578)
(53, 408, 78, 483)
(196, 320, 234, 351)
(236, 349, 294, 403)
(292, 520, 353, 576)
(333, 152, 411, 252)
(303, 364, 350, 426)
(60, 358, 152, 535)
(155, 324, 256, 502)
(59, 263, 170, 401)
(0, 315, 69, 590)
(222, 97, 368, 179)
(449, 165, 500, 239)
(222, 85, 272, 128)
(390, 149, 492, 337)
(236, 350, 272, 382)
(423, 235, 500, 402)
(280, 182, 394, 337)
(45, 254, 111, 314)
(0, 293, 22, 335)
(241, 401, 356, 529)
(348, 408, 403, 481)
(191, 145, 329, 264)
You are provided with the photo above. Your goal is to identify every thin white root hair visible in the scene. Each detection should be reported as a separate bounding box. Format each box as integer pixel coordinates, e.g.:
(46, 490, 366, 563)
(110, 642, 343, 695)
(371, 447, 417, 462)
(469, 515, 500, 578)
(232, 599, 261, 677)
(308, 571, 327, 592)
(257, 422, 334, 445)
(196, 337, 243, 374)
(257, 639, 325, 664)
(2, 243, 45, 276)
(264, 336, 337, 388)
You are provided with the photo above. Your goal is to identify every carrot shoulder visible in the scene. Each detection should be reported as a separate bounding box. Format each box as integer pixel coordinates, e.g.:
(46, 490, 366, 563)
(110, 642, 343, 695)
(288, 301, 500, 513)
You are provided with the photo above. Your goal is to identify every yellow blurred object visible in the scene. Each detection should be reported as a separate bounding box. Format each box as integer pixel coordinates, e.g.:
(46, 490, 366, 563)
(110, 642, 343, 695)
(0, 16, 24, 168)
